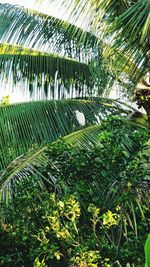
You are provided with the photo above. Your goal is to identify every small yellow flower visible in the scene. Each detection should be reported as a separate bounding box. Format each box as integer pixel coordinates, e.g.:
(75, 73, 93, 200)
(54, 251, 61, 260)
(103, 210, 119, 227)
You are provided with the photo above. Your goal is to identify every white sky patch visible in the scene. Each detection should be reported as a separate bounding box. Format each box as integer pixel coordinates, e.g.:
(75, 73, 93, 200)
(0, 0, 39, 11)
(0, 0, 66, 19)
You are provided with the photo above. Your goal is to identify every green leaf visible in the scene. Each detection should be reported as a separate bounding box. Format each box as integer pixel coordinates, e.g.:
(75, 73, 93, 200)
(145, 234, 150, 267)
(0, 98, 128, 171)
(0, 3, 98, 51)
(0, 43, 91, 96)
(48, 0, 149, 80)
(0, 114, 145, 203)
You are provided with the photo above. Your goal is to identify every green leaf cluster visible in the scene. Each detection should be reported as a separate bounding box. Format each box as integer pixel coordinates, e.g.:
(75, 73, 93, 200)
(0, 117, 149, 266)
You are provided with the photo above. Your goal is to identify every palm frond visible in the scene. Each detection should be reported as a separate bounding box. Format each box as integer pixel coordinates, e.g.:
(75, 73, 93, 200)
(0, 42, 146, 98)
(0, 3, 110, 97)
(63, 124, 102, 147)
(1, 117, 148, 208)
(0, 124, 102, 201)
(98, 0, 136, 21)
(103, 44, 146, 84)
(102, 0, 149, 71)
(0, 120, 135, 202)
(112, 0, 150, 44)
(0, 43, 91, 96)
(0, 146, 48, 202)
(111, 0, 150, 64)
(64, 117, 148, 150)
(0, 98, 130, 172)
(0, 3, 98, 58)
(47, 0, 149, 78)
(100, 0, 150, 74)
(0, 3, 148, 97)
(45, 0, 135, 33)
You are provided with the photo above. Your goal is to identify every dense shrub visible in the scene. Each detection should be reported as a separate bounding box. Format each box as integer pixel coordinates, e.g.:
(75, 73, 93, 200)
(0, 117, 149, 266)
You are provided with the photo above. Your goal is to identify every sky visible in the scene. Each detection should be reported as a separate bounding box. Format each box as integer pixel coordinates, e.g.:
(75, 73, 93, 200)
(1, 0, 38, 9)
(0, 0, 66, 18)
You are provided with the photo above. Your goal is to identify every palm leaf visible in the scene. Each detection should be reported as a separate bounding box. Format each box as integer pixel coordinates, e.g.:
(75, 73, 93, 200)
(47, 0, 149, 78)
(110, 0, 150, 65)
(0, 42, 146, 98)
(0, 3, 98, 57)
(102, 0, 149, 70)
(112, 0, 150, 45)
(104, 43, 144, 75)
(0, 98, 130, 172)
(0, 124, 102, 201)
(0, 146, 49, 203)
(100, 0, 150, 76)
(0, 119, 136, 202)
(1, 117, 148, 213)
(0, 43, 91, 96)
(0, 3, 108, 97)
(0, 3, 147, 97)
(0, 42, 143, 98)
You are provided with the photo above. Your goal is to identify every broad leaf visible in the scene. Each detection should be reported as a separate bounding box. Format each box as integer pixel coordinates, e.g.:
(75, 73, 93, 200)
(145, 234, 150, 267)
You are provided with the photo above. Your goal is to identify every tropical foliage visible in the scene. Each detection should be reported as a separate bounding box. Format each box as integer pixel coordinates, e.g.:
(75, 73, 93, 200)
(53, 0, 150, 69)
(0, 1, 149, 97)
(0, 0, 150, 266)
(0, 117, 149, 266)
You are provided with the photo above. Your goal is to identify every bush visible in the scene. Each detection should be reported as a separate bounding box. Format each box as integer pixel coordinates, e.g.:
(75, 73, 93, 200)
(0, 117, 149, 266)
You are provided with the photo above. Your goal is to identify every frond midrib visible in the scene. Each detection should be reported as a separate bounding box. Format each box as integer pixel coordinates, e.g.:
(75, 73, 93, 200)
(0, 43, 89, 65)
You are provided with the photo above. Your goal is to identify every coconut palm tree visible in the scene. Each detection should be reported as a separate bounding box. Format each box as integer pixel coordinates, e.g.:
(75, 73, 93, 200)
(0, 1, 149, 200)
